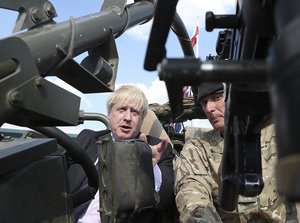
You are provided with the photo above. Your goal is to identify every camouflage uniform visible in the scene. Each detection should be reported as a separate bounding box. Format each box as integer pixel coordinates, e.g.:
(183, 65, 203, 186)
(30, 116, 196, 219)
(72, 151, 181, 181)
(174, 125, 298, 223)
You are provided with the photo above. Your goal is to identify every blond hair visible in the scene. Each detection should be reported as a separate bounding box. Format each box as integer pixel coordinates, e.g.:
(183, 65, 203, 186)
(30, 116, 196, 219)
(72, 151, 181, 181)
(106, 85, 149, 117)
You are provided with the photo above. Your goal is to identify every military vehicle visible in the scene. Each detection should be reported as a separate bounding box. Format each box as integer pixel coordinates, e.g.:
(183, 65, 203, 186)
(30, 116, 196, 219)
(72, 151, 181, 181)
(1, 0, 300, 222)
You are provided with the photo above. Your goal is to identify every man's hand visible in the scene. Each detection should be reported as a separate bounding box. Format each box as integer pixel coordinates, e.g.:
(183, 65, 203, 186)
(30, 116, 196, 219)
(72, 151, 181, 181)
(139, 133, 167, 166)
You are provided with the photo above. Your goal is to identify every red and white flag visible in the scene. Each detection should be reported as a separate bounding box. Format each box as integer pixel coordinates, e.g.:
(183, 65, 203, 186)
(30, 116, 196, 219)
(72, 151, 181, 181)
(191, 25, 199, 48)
(183, 86, 193, 97)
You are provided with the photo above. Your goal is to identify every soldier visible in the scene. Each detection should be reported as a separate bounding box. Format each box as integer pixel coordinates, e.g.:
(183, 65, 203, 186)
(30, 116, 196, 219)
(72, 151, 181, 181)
(174, 83, 298, 223)
(78, 84, 177, 223)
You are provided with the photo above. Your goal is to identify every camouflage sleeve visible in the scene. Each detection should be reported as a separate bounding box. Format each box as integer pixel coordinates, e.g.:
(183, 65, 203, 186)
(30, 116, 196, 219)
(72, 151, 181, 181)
(174, 138, 218, 223)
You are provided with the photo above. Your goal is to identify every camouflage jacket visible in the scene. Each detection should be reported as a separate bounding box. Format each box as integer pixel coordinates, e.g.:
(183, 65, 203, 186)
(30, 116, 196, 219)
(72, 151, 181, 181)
(174, 125, 298, 223)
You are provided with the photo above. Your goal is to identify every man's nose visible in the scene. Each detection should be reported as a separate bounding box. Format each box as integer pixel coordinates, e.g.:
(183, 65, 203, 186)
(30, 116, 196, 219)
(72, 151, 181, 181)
(205, 101, 215, 113)
(124, 109, 132, 120)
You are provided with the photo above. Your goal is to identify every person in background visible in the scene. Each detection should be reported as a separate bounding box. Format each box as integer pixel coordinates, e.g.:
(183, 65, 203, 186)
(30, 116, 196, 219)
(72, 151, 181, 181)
(174, 82, 298, 223)
(78, 84, 177, 223)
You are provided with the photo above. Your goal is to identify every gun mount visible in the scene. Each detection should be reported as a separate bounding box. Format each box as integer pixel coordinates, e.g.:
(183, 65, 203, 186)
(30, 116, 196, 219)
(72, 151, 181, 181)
(0, 0, 157, 127)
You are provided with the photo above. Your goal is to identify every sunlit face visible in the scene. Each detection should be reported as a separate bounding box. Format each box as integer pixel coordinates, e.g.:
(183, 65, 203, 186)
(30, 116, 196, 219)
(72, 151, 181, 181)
(200, 92, 225, 134)
(108, 100, 144, 140)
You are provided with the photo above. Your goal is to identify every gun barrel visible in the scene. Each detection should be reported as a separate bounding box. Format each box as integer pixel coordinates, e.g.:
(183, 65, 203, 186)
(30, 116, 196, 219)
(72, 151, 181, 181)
(8, 1, 154, 76)
(159, 58, 267, 85)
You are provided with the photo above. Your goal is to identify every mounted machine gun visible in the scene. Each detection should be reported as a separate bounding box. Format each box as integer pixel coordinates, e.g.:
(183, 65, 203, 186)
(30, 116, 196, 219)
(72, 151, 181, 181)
(145, 0, 300, 211)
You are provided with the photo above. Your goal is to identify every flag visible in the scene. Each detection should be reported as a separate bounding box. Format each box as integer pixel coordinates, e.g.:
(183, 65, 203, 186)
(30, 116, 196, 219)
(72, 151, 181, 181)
(183, 86, 193, 97)
(170, 86, 192, 133)
(191, 25, 199, 48)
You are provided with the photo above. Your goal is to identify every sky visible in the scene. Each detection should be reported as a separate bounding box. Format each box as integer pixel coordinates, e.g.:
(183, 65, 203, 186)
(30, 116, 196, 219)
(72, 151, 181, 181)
(0, 0, 236, 134)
